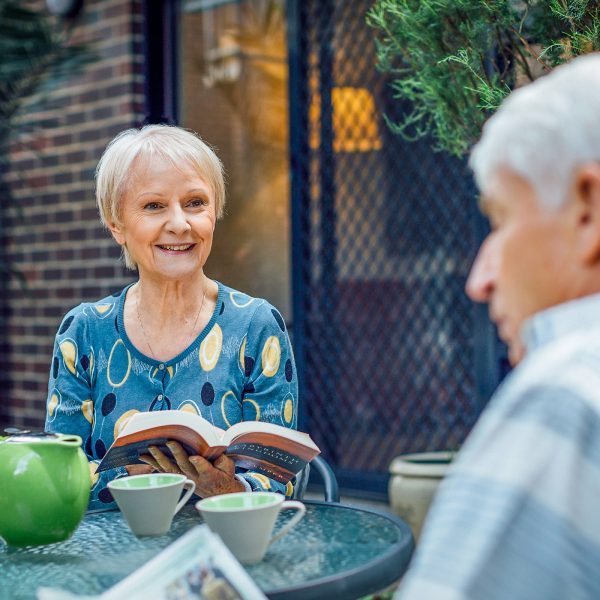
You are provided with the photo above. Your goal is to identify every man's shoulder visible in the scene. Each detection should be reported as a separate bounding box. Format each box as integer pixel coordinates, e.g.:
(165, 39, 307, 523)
(511, 327, 600, 403)
(470, 330, 600, 463)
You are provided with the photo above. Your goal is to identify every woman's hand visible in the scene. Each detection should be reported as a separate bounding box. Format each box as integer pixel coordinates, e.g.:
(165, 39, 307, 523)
(125, 463, 156, 476)
(140, 441, 245, 498)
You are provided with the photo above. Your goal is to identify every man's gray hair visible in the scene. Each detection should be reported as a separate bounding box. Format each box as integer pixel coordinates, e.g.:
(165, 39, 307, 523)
(470, 52, 600, 208)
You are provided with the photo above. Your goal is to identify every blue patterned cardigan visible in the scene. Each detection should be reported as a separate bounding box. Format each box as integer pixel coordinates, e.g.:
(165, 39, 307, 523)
(45, 282, 298, 511)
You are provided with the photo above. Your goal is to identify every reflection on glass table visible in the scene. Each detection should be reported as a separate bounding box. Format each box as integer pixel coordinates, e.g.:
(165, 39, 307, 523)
(0, 501, 414, 600)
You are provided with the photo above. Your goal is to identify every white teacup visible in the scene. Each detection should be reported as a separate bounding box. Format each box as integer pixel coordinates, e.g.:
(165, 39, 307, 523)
(108, 473, 195, 537)
(195, 491, 306, 565)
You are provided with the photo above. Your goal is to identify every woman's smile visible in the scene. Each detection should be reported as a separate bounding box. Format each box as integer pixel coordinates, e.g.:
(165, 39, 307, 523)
(156, 243, 197, 253)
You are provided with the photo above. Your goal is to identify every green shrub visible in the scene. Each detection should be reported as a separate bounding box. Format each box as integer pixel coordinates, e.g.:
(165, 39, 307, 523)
(367, 0, 600, 156)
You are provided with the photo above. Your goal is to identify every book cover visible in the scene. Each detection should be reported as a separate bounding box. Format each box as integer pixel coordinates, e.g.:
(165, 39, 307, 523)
(96, 410, 320, 483)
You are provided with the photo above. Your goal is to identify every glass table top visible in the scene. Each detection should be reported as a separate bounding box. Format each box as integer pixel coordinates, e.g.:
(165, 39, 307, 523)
(0, 501, 414, 600)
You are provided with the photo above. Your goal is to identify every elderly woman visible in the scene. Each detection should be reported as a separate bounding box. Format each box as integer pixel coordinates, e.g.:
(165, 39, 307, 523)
(45, 125, 298, 511)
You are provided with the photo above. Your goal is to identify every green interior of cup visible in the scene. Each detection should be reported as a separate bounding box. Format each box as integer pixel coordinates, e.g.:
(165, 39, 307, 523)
(199, 492, 279, 511)
(109, 473, 185, 490)
(406, 458, 453, 465)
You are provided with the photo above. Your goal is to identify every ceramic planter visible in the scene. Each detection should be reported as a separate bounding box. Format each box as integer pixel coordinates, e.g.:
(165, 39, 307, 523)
(388, 451, 454, 541)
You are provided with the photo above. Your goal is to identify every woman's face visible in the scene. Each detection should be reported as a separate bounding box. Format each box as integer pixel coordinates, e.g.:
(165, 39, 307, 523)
(109, 154, 217, 282)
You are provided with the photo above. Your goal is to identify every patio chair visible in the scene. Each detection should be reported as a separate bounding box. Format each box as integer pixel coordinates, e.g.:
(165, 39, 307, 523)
(293, 455, 340, 502)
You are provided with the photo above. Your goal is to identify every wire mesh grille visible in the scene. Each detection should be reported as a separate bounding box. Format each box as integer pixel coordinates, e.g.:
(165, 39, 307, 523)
(293, 0, 488, 486)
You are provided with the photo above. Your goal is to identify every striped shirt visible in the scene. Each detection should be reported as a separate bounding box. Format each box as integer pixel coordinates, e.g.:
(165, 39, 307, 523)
(396, 293, 600, 600)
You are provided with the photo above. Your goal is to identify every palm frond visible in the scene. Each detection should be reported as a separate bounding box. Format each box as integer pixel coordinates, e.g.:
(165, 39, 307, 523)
(0, 0, 93, 280)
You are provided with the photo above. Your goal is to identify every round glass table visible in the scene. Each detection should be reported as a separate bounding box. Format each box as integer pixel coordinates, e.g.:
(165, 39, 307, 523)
(0, 501, 414, 600)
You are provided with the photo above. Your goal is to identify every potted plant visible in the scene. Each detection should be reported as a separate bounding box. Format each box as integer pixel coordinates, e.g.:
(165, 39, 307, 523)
(367, 0, 600, 157)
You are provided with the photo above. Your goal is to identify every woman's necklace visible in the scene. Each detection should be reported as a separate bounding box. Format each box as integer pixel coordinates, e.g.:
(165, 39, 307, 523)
(135, 282, 206, 361)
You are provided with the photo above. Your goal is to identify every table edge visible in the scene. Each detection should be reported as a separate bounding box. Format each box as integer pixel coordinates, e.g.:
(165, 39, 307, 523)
(264, 500, 415, 600)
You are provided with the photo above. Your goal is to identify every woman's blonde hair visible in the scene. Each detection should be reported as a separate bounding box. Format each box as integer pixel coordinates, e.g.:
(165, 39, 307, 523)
(95, 124, 226, 269)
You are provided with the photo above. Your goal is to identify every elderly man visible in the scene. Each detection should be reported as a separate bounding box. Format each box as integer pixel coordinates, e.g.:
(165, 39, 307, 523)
(396, 53, 600, 599)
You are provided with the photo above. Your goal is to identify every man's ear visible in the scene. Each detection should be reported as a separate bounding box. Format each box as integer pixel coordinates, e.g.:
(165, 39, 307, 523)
(573, 163, 600, 265)
(107, 221, 126, 246)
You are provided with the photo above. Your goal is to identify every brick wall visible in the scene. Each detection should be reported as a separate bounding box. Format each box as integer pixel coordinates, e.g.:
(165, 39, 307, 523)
(0, 0, 144, 429)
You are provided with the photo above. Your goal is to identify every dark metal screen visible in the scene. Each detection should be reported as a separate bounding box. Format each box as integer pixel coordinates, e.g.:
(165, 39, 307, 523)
(288, 0, 500, 495)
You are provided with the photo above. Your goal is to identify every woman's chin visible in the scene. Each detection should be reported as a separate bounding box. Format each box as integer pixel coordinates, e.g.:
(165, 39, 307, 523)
(140, 262, 203, 282)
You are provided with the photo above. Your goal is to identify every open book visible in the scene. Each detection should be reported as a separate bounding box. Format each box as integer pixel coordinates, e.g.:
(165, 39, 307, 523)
(96, 410, 320, 484)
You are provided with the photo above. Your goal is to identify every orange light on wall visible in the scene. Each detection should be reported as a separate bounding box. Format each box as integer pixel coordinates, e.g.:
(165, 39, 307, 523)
(310, 86, 383, 153)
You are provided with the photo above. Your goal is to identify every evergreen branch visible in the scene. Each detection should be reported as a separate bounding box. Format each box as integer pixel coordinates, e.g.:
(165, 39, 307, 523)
(368, 0, 600, 156)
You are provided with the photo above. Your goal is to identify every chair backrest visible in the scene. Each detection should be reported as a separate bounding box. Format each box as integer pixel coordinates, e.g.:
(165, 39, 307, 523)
(293, 456, 340, 502)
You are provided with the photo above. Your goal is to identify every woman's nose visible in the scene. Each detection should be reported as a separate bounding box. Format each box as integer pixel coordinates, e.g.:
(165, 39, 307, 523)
(466, 238, 496, 303)
(165, 204, 191, 234)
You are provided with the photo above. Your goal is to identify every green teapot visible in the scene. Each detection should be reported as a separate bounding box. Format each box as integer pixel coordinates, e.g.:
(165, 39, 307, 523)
(0, 432, 90, 547)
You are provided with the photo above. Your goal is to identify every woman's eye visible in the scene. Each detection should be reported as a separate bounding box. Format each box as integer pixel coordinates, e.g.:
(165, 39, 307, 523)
(143, 202, 162, 210)
(188, 198, 207, 208)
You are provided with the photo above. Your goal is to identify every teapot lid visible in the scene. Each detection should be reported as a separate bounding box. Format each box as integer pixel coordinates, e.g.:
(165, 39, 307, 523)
(2, 428, 60, 444)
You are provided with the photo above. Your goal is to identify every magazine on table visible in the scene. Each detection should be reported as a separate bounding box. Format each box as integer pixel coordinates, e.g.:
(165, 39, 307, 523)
(37, 525, 267, 600)
(96, 409, 320, 483)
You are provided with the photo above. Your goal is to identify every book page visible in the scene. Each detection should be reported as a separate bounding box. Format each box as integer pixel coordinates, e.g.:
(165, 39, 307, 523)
(119, 411, 221, 447)
(97, 411, 230, 472)
(222, 420, 319, 450)
(99, 410, 319, 476)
